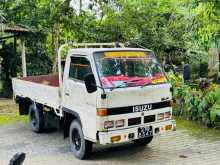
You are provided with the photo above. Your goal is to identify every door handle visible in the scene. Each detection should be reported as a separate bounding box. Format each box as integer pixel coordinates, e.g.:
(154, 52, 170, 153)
(65, 92, 70, 96)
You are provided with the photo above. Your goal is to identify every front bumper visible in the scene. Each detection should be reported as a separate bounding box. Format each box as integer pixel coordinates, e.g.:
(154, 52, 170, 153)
(98, 119, 176, 145)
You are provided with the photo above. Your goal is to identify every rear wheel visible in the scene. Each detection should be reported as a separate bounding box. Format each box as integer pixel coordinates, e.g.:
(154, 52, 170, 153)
(69, 120, 92, 160)
(133, 136, 153, 145)
(28, 104, 44, 133)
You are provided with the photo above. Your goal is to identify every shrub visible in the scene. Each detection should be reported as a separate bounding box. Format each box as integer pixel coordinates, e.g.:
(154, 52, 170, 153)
(168, 72, 220, 127)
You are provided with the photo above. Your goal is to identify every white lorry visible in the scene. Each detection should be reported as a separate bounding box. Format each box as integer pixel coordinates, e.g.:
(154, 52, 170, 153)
(12, 43, 176, 159)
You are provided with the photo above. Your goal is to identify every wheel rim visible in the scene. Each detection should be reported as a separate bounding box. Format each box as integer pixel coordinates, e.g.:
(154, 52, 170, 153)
(30, 109, 37, 126)
(72, 128, 81, 151)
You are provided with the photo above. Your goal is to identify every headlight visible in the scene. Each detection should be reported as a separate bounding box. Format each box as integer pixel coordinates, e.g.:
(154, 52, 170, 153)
(104, 120, 114, 129)
(157, 113, 164, 120)
(164, 111, 171, 119)
(115, 119, 125, 128)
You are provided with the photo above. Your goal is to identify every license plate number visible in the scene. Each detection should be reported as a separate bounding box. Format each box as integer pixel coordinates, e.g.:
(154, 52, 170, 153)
(138, 126, 153, 138)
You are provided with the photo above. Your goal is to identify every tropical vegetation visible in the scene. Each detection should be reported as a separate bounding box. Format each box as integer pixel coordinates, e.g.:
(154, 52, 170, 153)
(0, 0, 220, 127)
(169, 71, 220, 127)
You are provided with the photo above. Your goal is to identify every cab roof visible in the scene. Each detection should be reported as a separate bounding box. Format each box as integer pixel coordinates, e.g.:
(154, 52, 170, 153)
(68, 48, 152, 56)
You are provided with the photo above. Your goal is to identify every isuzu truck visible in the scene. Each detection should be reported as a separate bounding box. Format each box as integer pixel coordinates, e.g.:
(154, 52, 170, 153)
(12, 43, 176, 159)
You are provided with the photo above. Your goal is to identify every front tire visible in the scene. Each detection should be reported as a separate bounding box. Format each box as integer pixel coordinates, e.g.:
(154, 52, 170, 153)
(28, 104, 44, 133)
(133, 136, 153, 145)
(69, 120, 92, 160)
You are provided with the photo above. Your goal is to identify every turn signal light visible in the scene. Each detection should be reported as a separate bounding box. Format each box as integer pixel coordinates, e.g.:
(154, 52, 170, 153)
(164, 111, 171, 119)
(157, 113, 164, 120)
(165, 125, 172, 130)
(111, 135, 121, 142)
(97, 108, 108, 116)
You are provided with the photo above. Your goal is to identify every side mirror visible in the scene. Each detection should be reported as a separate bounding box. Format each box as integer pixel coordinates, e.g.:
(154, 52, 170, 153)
(84, 73, 97, 93)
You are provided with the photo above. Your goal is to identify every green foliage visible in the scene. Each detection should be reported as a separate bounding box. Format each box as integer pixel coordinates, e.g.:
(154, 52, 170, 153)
(0, 42, 20, 97)
(186, 50, 209, 79)
(168, 72, 220, 127)
(210, 105, 220, 126)
(0, 0, 219, 97)
(193, 2, 220, 50)
(167, 70, 183, 87)
(25, 33, 53, 75)
(1, 0, 219, 58)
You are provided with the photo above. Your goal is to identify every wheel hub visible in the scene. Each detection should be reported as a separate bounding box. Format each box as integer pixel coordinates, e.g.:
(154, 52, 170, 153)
(30, 110, 37, 126)
(72, 129, 81, 151)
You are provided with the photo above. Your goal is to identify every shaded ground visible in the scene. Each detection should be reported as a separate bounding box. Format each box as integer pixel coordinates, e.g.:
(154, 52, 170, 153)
(0, 100, 220, 165)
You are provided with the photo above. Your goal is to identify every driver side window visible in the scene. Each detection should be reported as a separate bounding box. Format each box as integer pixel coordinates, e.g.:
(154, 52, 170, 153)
(69, 56, 92, 82)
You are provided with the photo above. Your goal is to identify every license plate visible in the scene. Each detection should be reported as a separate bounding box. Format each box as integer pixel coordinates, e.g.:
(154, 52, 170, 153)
(138, 126, 153, 138)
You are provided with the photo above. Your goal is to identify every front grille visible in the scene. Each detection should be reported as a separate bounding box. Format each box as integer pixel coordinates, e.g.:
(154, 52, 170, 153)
(107, 101, 171, 116)
(128, 117, 141, 126)
(144, 115, 155, 123)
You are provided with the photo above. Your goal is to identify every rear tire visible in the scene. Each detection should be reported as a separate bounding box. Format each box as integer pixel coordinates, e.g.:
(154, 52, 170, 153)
(28, 104, 44, 133)
(133, 136, 153, 145)
(69, 120, 92, 160)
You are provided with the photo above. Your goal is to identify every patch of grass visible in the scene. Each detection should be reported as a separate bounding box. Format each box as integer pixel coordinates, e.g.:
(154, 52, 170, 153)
(0, 114, 28, 125)
(0, 99, 28, 125)
(175, 117, 220, 140)
(0, 99, 18, 113)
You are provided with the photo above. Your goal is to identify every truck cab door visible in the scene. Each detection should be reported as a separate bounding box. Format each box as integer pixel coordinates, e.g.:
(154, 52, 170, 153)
(62, 55, 97, 141)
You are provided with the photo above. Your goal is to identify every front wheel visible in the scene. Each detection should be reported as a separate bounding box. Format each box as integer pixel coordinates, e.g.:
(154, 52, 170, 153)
(133, 136, 153, 145)
(69, 120, 92, 160)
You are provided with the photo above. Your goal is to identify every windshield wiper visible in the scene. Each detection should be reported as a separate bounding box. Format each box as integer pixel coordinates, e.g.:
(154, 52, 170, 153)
(109, 85, 126, 91)
(124, 78, 143, 84)
(110, 78, 142, 91)
(140, 82, 167, 88)
(140, 82, 155, 88)
(110, 79, 149, 90)
(124, 78, 153, 88)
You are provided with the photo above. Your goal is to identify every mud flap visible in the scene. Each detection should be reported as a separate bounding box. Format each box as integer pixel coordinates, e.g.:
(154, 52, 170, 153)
(16, 97, 30, 115)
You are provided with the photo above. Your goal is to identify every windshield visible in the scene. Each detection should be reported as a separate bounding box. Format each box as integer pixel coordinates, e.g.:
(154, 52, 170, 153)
(94, 51, 167, 89)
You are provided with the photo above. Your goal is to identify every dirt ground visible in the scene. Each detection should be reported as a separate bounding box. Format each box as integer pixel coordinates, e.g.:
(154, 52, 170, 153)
(0, 100, 220, 165)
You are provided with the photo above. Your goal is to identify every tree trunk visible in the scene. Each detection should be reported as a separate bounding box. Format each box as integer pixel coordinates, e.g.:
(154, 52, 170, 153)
(52, 23, 60, 73)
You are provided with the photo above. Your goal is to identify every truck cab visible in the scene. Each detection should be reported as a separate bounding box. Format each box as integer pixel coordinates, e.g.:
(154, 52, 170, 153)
(61, 47, 175, 158)
(12, 43, 176, 160)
